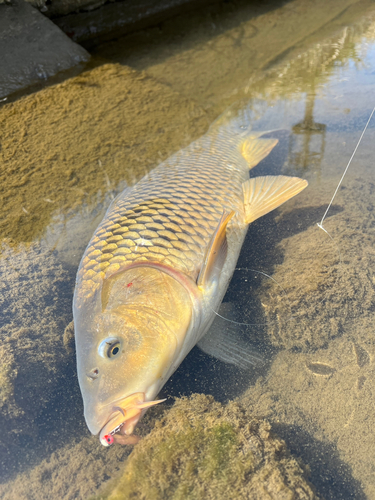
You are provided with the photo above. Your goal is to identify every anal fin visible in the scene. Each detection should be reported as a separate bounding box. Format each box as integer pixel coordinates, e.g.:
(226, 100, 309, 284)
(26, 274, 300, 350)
(242, 138, 279, 170)
(243, 175, 308, 225)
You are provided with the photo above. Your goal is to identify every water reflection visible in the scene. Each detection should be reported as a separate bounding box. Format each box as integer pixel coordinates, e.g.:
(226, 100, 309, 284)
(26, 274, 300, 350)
(289, 90, 326, 174)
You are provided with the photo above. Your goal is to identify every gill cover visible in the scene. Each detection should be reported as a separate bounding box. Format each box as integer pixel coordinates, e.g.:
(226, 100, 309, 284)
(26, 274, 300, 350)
(73, 266, 193, 436)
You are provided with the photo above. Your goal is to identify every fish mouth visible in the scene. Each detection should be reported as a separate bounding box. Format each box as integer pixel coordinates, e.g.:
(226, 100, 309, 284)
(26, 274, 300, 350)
(99, 392, 166, 447)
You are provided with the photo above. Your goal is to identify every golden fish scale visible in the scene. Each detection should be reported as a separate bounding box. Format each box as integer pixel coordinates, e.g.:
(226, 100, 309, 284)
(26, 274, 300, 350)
(77, 136, 247, 302)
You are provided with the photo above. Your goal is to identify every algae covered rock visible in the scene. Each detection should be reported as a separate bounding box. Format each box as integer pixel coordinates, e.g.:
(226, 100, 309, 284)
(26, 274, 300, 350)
(97, 394, 319, 500)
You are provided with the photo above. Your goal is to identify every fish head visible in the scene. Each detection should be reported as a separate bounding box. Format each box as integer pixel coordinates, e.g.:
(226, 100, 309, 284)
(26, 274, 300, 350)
(73, 265, 193, 446)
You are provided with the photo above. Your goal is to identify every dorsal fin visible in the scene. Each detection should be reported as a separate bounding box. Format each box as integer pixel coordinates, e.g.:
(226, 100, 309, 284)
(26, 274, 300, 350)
(242, 175, 308, 225)
(197, 210, 235, 288)
(104, 186, 133, 217)
(241, 138, 279, 170)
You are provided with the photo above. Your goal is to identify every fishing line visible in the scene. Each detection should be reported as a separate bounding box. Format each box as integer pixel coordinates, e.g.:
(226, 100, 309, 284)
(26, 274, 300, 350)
(318, 105, 375, 229)
(213, 268, 293, 326)
(214, 106, 375, 329)
(313, 105, 375, 301)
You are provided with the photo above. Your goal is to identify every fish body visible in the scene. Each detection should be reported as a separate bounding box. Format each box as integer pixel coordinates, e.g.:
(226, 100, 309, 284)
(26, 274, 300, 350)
(73, 117, 307, 446)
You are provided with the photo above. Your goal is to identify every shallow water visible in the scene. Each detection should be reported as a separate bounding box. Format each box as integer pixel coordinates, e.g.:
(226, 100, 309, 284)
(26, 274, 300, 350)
(1, 0, 375, 498)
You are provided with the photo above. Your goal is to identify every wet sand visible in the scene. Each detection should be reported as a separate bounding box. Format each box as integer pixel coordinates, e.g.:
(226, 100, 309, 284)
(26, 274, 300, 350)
(0, 64, 208, 246)
(239, 128, 375, 499)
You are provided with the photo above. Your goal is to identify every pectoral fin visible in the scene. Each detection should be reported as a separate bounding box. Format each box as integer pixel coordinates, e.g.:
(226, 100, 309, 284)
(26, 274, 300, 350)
(243, 175, 308, 225)
(198, 306, 263, 370)
(242, 138, 279, 169)
(197, 210, 235, 288)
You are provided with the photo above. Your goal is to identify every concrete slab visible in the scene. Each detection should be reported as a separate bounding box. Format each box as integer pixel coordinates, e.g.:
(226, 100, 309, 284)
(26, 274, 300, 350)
(51, 0, 221, 47)
(0, 0, 89, 99)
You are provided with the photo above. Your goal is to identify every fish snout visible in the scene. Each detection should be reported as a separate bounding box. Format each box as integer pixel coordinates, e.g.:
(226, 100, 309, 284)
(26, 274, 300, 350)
(99, 405, 141, 447)
(98, 394, 166, 446)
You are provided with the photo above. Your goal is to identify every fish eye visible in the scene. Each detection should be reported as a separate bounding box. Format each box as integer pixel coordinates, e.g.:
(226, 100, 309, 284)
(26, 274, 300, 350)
(108, 342, 120, 358)
(98, 337, 122, 359)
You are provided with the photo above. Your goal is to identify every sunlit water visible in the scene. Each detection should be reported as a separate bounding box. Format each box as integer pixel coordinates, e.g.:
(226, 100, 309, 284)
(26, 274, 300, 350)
(1, 1, 375, 498)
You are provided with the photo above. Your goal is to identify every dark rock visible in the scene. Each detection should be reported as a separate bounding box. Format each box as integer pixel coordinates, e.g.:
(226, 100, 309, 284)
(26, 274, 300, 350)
(0, 0, 89, 98)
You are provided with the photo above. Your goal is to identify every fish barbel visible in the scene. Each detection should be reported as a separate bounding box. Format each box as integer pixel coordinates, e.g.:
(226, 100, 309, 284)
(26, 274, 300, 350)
(73, 116, 307, 446)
